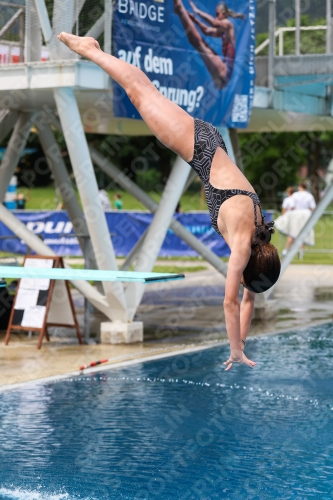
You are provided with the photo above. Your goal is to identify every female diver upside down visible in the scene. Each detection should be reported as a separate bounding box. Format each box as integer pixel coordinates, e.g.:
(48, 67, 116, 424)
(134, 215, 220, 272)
(57, 33, 281, 371)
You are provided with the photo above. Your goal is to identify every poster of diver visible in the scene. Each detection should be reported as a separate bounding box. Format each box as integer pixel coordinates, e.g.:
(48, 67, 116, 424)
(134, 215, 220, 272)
(112, 0, 256, 128)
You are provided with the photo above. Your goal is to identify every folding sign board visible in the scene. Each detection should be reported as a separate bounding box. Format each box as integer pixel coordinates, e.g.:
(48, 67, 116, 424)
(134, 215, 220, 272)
(5, 256, 82, 349)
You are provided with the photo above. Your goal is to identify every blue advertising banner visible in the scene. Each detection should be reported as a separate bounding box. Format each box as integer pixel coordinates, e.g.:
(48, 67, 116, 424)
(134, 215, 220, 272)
(112, 0, 256, 127)
(0, 211, 230, 257)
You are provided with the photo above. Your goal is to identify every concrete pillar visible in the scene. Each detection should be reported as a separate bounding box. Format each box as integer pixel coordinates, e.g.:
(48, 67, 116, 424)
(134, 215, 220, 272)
(124, 156, 191, 320)
(53, 87, 128, 321)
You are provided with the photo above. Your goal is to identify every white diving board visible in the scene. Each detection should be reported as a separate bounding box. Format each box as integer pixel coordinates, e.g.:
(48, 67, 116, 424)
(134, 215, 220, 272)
(0, 266, 185, 284)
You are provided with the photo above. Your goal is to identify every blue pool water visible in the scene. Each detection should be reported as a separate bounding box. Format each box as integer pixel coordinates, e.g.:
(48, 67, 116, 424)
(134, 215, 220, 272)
(1, 323, 333, 500)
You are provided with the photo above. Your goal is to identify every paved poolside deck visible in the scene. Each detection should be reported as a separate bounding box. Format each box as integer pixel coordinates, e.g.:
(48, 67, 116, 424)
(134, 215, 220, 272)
(0, 263, 332, 388)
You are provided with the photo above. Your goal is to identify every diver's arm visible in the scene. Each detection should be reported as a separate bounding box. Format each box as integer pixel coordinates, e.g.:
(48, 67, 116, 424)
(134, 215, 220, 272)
(223, 244, 256, 370)
(189, 0, 217, 26)
(240, 289, 255, 346)
(190, 14, 220, 37)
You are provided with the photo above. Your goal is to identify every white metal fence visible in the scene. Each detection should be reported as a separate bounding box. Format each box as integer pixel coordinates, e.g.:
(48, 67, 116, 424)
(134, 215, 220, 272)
(255, 25, 330, 56)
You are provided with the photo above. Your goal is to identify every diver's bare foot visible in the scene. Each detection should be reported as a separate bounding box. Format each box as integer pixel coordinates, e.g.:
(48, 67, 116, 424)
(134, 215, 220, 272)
(57, 32, 100, 58)
(189, 0, 199, 13)
(224, 351, 256, 371)
(173, 0, 183, 14)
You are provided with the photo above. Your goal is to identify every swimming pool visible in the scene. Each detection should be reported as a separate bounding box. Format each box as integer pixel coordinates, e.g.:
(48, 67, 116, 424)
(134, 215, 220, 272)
(0, 323, 333, 499)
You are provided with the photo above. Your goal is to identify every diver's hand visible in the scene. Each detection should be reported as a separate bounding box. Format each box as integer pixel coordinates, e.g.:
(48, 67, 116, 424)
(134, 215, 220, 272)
(224, 350, 256, 371)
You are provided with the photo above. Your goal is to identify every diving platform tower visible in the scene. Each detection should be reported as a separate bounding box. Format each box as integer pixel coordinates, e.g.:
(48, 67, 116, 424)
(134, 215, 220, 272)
(0, 0, 333, 339)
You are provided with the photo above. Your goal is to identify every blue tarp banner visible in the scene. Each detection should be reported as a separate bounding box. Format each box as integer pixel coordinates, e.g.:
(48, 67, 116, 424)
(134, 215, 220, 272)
(0, 211, 231, 257)
(112, 0, 256, 127)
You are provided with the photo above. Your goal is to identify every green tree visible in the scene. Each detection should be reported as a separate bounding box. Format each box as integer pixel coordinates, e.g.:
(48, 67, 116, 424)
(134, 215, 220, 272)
(239, 130, 333, 207)
(91, 135, 176, 191)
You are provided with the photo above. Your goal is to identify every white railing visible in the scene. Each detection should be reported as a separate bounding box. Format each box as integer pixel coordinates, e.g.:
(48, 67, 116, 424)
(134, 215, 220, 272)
(255, 26, 327, 56)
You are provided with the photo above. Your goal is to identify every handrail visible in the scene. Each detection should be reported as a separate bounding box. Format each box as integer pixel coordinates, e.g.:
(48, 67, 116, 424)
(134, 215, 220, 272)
(255, 25, 327, 56)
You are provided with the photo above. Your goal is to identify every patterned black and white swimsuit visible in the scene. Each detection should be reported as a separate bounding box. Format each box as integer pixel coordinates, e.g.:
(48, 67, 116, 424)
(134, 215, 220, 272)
(188, 119, 264, 238)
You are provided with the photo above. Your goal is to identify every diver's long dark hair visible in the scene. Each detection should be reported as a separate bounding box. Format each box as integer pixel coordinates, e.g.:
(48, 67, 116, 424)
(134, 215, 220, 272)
(242, 221, 281, 293)
(217, 2, 246, 20)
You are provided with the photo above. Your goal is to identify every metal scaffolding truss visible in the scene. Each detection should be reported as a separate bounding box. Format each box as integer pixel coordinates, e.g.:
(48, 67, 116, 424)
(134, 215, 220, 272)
(0, 0, 236, 331)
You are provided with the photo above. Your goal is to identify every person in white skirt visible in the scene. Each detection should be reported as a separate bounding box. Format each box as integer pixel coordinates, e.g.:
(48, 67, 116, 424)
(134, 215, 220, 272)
(275, 182, 316, 257)
(281, 186, 295, 215)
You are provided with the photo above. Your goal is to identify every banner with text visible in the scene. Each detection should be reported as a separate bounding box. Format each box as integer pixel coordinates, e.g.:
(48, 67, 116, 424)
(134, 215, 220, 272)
(0, 211, 230, 257)
(112, 0, 256, 127)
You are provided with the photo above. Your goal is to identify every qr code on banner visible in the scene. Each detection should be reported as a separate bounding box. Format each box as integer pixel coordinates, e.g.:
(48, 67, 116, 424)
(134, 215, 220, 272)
(231, 94, 249, 123)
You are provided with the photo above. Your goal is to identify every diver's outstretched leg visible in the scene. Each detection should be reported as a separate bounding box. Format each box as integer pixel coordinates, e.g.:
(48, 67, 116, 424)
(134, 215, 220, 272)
(173, 0, 228, 89)
(57, 33, 194, 162)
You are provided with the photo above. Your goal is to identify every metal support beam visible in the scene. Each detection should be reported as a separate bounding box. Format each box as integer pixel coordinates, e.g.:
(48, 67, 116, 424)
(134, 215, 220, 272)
(52, 0, 76, 60)
(268, 0, 276, 88)
(0, 112, 33, 203)
(265, 182, 333, 299)
(184, 169, 198, 192)
(33, 0, 53, 45)
(229, 129, 244, 172)
(327, 0, 332, 54)
(36, 119, 103, 298)
(35, 120, 90, 255)
(121, 227, 149, 272)
(0, 110, 18, 144)
(0, 8, 24, 39)
(89, 147, 228, 277)
(295, 0, 300, 56)
(0, 204, 114, 318)
(124, 156, 191, 320)
(19, 9, 24, 62)
(25, 0, 42, 62)
(218, 127, 236, 164)
(104, 0, 112, 54)
(53, 87, 128, 321)
(120, 170, 197, 271)
(84, 14, 105, 39)
(73, 0, 86, 33)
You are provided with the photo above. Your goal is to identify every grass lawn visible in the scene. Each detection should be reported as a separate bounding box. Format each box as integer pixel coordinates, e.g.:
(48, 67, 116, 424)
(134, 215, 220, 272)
(20, 187, 207, 211)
